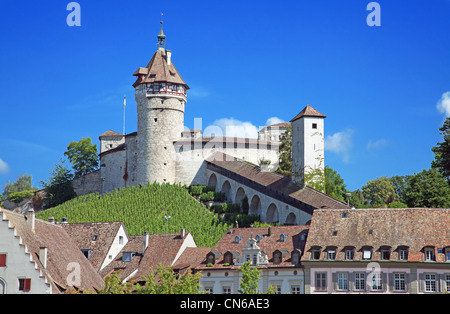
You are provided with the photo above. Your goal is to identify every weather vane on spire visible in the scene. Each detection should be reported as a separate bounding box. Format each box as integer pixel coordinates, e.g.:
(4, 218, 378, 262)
(157, 13, 166, 51)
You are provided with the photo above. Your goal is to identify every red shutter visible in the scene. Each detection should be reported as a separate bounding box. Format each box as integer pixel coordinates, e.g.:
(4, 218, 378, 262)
(0, 254, 6, 267)
(24, 279, 31, 291)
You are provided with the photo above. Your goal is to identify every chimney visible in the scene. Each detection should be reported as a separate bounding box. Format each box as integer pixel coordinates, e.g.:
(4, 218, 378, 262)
(180, 228, 186, 238)
(142, 232, 149, 253)
(268, 226, 272, 237)
(39, 247, 48, 269)
(61, 217, 68, 224)
(48, 216, 55, 224)
(28, 209, 36, 232)
(166, 50, 172, 66)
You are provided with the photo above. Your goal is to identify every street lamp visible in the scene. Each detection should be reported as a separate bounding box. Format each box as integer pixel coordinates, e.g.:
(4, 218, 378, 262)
(164, 215, 171, 234)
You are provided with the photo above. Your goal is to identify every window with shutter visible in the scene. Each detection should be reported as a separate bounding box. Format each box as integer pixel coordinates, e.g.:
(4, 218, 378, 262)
(19, 278, 31, 292)
(0, 254, 6, 267)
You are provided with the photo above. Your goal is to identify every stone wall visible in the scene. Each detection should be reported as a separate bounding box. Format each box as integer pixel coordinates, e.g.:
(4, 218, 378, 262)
(73, 169, 103, 196)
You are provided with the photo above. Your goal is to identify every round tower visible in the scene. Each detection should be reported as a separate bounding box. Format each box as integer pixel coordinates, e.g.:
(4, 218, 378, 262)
(133, 21, 189, 185)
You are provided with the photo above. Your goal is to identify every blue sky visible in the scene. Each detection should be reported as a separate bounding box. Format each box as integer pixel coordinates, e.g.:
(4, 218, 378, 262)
(0, 0, 449, 192)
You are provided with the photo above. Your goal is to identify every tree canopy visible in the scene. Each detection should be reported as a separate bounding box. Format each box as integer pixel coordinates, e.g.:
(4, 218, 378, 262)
(431, 117, 450, 182)
(64, 137, 99, 178)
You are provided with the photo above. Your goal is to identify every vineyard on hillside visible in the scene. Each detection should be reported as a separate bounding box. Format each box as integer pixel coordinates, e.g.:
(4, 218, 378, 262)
(36, 183, 232, 247)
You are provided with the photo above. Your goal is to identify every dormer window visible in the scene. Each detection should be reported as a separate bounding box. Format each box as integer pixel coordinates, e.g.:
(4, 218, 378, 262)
(224, 251, 238, 265)
(292, 249, 301, 265)
(122, 252, 135, 262)
(206, 251, 222, 265)
(362, 248, 372, 260)
(280, 234, 288, 242)
(345, 248, 355, 260)
(310, 247, 321, 260)
(424, 247, 435, 262)
(380, 247, 391, 260)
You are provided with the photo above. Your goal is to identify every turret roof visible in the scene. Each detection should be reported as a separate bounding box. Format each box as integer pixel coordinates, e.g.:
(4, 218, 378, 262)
(132, 49, 189, 88)
(290, 105, 326, 122)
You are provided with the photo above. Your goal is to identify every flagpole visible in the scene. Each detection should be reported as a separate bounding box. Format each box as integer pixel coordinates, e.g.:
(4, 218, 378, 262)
(123, 95, 126, 135)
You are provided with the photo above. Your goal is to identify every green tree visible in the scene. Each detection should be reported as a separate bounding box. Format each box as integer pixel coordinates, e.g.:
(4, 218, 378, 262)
(390, 175, 409, 204)
(349, 189, 370, 209)
(2, 174, 36, 198)
(135, 265, 203, 294)
(324, 165, 349, 202)
(403, 168, 450, 208)
(64, 137, 99, 178)
(41, 159, 76, 208)
(431, 117, 450, 182)
(362, 177, 396, 207)
(276, 124, 292, 178)
(238, 261, 262, 294)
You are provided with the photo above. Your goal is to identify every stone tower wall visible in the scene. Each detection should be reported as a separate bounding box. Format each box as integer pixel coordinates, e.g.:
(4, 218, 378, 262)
(135, 84, 185, 185)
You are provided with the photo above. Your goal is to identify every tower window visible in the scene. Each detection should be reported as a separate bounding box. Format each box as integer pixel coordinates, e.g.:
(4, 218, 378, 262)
(312, 123, 317, 129)
(154, 118, 158, 123)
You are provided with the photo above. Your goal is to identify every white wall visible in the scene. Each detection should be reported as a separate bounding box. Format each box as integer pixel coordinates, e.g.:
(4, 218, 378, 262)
(0, 214, 51, 294)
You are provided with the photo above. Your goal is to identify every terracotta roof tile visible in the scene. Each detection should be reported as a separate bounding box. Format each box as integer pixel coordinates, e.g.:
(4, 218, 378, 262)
(194, 226, 309, 270)
(132, 50, 189, 88)
(62, 222, 125, 272)
(206, 152, 346, 211)
(290, 105, 326, 122)
(1, 209, 104, 293)
(303, 208, 450, 263)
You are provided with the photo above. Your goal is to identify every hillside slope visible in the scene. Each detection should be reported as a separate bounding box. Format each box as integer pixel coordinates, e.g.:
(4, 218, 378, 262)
(36, 183, 231, 247)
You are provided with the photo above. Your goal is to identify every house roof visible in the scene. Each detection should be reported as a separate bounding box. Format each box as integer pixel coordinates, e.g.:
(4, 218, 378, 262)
(290, 105, 326, 122)
(303, 208, 450, 263)
(0, 209, 105, 293)
(132, 49, 189, 88)
(99, 130, 124, 139)
(206, 152, 347, 211)
(99, 235, 144, 281)
(61, 221, 125, 272)
(99, 232, 189, 281)
(194, 225, 309, 270)
(259, 122, 291, 132)
(173, 247, 211, 274)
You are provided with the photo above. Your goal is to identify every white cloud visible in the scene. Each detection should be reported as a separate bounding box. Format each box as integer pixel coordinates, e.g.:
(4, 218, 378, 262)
(266, 117, 285, 126)
(204, 118, 259, 139)
(437, 91, 450, 117)
(324, 129, 355, 163)
(0, 158, 10, 174)
(367, 139, 390, 152)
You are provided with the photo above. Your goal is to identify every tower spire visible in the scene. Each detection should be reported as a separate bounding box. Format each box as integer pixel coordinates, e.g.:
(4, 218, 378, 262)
(157, 13, 166, 51)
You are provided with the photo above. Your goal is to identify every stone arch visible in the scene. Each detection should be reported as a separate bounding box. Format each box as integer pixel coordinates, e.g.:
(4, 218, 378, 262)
(249, 195, 262, 216)
(0, 278, 5, 294)
(235, 187, 246, 206)
(221, 180, 232, 202)
(207, 173, 217, 188)
(266, 203, 279, 224)
(285, 212, 297, 225)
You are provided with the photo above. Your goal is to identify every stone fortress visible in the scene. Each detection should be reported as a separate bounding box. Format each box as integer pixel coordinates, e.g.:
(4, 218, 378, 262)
(87, 21, 346, 226)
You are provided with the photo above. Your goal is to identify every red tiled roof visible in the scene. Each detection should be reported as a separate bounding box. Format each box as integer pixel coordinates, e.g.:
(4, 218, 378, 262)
(1, 209, 104, 293)
(290, 105, 326, 122)
(303, 208, 450, 263)
(132, 50, 189, 88)
(62, 222, 125, 272)
(194, 226, 309, 270)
